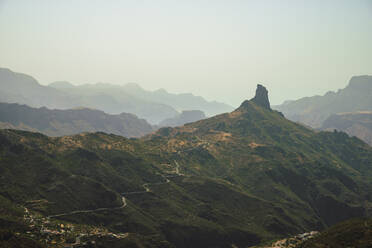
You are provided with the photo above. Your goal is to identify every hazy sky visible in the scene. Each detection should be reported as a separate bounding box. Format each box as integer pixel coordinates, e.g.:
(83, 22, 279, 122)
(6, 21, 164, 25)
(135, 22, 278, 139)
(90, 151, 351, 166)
(0, 0, 371, 106)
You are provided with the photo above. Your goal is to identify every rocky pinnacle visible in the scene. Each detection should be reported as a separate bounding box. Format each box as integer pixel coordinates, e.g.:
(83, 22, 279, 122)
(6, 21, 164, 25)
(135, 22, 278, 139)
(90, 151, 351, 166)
(251, 84, 271, 110)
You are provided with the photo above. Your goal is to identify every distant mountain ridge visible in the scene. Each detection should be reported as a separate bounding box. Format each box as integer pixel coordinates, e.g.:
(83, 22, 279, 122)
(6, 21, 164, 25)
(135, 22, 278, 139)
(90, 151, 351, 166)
(321, 111, 372, 146)
(0, 68, 78, 110)
(48, 81, 179, 124)
(0, 68, 233, 124)
(50, 81, 234, 122)
(0, 102, 153, 137)
(48, 81, 75, 88)
(274, 75, 372, 128)
(115, 82, 234, 117)
(159, 110, 206, 127)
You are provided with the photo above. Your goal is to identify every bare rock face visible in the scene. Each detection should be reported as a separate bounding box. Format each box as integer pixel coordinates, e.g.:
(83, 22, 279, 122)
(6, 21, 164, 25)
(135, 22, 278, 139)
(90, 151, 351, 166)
(251, 84, 271, 110)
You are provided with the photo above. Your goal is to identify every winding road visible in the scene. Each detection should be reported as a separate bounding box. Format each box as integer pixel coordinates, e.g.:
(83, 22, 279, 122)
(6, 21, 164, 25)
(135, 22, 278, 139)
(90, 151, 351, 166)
(174, 160, 185, 176)
(47, 197, 127, 218)
(48, 161, 184, 219)
(121, 160, 183, 195)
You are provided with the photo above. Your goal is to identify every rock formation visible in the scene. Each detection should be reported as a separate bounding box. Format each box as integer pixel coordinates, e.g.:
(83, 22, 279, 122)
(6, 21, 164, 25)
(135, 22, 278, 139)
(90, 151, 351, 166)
(251, 84, 271, 110)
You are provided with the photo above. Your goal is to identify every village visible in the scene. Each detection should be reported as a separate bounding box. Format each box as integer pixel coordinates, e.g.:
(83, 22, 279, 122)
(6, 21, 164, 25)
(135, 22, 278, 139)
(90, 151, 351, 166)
(22, 207, 128, 247)
(261, 231, 319, 248)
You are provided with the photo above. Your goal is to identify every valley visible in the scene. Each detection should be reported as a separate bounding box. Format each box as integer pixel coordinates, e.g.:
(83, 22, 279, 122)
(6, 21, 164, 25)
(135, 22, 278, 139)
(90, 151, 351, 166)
(1, 85, 372, 247)
(1, 2, 371, 246)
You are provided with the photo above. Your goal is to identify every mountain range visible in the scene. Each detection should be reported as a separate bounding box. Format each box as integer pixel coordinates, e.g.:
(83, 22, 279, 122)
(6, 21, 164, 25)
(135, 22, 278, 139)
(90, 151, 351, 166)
(321, 111, 372, 146)
(47, 81, 179, 124)
(1, 85, 372, 247)
(274, 75, 372, 145)
(0, 102, 153, 137)
(0, 68, 233, 124)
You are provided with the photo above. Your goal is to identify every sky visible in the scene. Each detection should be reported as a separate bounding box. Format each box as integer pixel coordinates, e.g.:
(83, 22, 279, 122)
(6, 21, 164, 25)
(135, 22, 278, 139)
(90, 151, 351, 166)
(0, 0, 371, 106)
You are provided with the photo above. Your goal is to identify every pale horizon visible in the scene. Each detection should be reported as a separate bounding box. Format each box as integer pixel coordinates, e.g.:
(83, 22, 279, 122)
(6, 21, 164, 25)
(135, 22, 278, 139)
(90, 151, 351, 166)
(1, 0, 371, 106)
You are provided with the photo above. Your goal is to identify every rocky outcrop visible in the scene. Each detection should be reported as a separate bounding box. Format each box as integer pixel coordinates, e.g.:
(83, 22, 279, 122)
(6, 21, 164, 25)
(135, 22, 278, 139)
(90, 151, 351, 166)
(251, 84, 271, 110)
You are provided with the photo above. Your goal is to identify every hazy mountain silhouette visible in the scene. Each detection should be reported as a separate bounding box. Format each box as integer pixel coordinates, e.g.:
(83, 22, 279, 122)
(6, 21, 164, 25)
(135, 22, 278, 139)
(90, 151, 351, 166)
(0, 68, 78, 109)
(0, 68, 215, 124)
(48, 82, 179, 124)
(0, 102, 153, 137)
(274, 75, 372, 128)
(119, 82, 234, 117)
(321, 111, 372, 146)
(0, 67, 233, 125)
(159, 110, 206, 127)
(50, 82, 233, 123)
(49, 81, 75, 89)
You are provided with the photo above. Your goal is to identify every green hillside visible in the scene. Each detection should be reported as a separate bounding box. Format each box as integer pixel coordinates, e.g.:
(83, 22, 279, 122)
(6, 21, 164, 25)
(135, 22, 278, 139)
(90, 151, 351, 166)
(1, 85, 372, 247)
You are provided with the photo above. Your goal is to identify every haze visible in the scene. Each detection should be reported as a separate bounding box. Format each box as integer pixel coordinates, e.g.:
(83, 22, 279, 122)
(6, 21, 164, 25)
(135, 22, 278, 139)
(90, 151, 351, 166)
(0, 0, 371, 106)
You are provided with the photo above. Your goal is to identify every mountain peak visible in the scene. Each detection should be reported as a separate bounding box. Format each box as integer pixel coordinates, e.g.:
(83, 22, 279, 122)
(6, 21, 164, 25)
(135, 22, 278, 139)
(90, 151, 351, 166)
(250, 84, 271, 110)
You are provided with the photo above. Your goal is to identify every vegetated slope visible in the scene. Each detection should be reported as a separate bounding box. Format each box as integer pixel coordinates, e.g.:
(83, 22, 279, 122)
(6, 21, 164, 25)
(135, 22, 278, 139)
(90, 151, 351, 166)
(321, 111, 372, 146)
(1, 85, 372, 248)
(297, 218, 372, 248)
(274, 75, 372, 128)
(0, 130, 269, 248)
(159, 110, 206, 127)
(0, 131, 169, 247)
(146, 85, 372, 230)
(0, 102, 153, 137)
